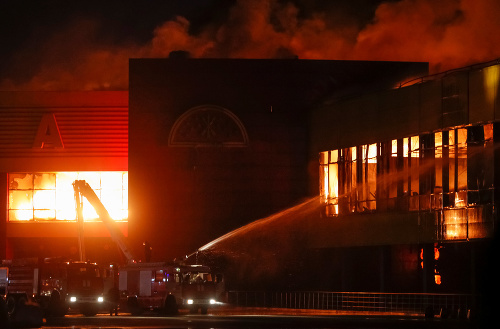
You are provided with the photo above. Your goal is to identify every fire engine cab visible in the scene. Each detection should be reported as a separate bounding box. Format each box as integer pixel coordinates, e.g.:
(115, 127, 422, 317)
(118, 262, 224, 315)
(0, 257, 105, 317)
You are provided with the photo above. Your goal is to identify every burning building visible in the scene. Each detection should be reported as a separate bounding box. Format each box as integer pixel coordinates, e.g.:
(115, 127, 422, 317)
(0, 91, 128, 262)
(3, 56, 497, 297)
(309, 59, 500, 294)
(128, 57, 427, 265)
(0, 58, 426, 267)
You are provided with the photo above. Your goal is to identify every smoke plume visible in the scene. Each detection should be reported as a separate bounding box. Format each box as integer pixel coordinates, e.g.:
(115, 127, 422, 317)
(1, 0, 499, 91)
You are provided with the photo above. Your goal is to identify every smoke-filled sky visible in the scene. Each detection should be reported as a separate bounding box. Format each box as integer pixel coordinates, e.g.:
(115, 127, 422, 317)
(1, 0, 499, 91)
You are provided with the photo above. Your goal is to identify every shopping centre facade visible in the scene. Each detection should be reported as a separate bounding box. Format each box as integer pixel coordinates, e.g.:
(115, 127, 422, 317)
(1, 57, 498, 294)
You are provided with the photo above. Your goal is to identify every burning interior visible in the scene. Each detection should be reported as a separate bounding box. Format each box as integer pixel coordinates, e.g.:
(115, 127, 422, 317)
(8, 172, 128, 222)
(320, 122, 494, 241)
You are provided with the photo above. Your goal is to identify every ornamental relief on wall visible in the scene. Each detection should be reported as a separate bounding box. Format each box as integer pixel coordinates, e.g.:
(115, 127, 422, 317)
(169, 105, 249, 147)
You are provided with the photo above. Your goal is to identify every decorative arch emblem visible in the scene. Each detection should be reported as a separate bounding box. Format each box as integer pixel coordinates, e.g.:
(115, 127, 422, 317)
(169, 105, 249, 147)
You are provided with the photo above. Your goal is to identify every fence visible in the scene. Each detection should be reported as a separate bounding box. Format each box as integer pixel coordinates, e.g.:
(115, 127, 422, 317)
(227, 291, 474, 317)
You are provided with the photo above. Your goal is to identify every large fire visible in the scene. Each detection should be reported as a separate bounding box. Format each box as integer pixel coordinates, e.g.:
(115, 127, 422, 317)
(8, 172, 128, 222)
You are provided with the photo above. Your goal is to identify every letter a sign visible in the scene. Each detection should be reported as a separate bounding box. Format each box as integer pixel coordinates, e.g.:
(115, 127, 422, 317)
(33, 113, 64, 148)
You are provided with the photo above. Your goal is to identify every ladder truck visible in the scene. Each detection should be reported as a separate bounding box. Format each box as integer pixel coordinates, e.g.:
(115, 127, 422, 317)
(72, 180, 225, 315)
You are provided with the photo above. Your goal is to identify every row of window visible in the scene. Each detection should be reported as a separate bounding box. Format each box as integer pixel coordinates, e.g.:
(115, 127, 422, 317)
(8, 172, 128, 222)
(319, 124, 495, 239)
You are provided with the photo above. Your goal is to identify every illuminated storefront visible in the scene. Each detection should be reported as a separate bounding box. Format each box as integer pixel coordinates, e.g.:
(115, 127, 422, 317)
(0, 91, 128, 261)
(8, 172, 128, 222)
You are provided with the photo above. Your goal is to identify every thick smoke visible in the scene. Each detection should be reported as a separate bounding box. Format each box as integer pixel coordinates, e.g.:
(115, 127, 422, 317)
(353, 0, 500, 72)
(1, 0, 499, 91)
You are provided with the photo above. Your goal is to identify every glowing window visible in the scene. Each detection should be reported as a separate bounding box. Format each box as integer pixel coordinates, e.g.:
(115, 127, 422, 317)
(409, 136, 419, 201)
(435, 132, 442, 158)
(319, 150, 339, 215)
(457, 128, 467, 191)
(328, 150, 339, 215)
(434, 132, 443, 195)
(8, 172, 128, 222)
(360, 144, 377, 211)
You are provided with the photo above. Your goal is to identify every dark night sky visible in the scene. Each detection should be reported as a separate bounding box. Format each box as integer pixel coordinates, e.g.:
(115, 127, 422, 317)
(1, 0, 499, 91)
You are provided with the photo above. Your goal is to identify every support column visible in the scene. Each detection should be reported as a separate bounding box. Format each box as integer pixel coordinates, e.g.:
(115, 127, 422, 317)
(0, 173, 7, 260)
(493, 122, 500, 224)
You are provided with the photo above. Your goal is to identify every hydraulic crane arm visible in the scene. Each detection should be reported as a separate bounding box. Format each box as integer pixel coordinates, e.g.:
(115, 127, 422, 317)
(73, 180, 136, 264)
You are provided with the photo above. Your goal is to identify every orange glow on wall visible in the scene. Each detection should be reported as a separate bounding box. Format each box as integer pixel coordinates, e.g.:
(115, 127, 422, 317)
(8, 172, 128, 222)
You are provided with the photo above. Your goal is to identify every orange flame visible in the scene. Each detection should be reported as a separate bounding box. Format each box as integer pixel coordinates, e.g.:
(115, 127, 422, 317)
(9, 172, 128, 222)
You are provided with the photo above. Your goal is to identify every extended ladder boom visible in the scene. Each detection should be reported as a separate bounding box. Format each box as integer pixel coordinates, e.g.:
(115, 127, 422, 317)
(73, 180, 136, 264)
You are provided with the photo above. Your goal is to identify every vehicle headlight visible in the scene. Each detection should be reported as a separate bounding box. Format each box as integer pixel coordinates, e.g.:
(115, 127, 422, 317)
(187, 299, 194, 305)
(98, 296, 104, 303)
(70, 296, 77, 302)
(209, 299, 216, 304)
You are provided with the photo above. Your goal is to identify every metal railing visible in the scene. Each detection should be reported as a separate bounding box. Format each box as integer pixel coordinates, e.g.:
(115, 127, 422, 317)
(227, 291, 473, 317)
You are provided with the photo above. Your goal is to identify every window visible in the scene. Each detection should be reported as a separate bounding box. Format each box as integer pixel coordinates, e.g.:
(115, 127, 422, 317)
(388, 140, 398, 204)
(319, 144, 376, 216)
(433, 132, 443, 209)
(339, 147, 357, 213)
(8, 172, 128, 222)
(409, 136, 419, 210)
(319, 150, 339, 216)
(360, 143, 377, 211)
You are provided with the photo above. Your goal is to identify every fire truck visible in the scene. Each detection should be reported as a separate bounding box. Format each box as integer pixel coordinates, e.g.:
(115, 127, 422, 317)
(73, 180, 225, 315)
(0, 257, 105, 317)
(117, 262, 224, 315)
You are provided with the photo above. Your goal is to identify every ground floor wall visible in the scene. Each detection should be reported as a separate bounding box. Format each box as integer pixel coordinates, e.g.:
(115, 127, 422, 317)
(304, 240, 491, 294)
(4, 237, 124, 264)
(210, 240, 493, 295)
